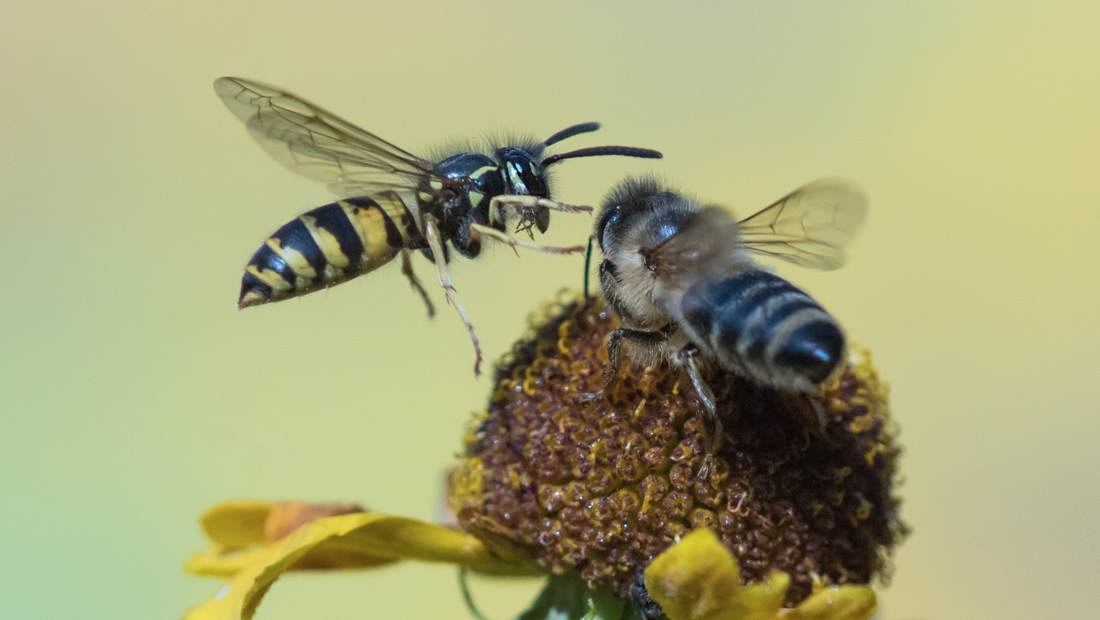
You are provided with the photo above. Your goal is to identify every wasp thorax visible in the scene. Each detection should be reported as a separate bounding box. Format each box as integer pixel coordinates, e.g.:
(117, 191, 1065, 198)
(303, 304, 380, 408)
(449, 296, 907, 606)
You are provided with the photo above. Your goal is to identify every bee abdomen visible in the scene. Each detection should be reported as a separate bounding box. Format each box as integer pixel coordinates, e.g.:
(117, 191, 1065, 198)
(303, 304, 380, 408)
(239, 193, 419, 308)
(681, 270, 844, 390)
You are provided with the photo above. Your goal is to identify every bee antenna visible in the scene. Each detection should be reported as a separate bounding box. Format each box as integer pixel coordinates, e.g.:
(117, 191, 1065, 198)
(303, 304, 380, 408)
(542, 122, 601, 147)
(542, 146, 663, 167)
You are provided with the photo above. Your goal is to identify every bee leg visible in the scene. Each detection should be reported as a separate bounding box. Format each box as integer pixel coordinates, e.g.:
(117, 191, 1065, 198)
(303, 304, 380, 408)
(400, 250, 435, 319)
(583, 236, 594, 299)
(679, 346, 717, 416)
(469, 223, 586, 256)
(603, 324, 676, 388)
(424, 219, 483, 377)
(809, 398, 828, 432)
(604, 329, 625, 388)
(679, 345, 722, 479)
(487, 195, 594, 230)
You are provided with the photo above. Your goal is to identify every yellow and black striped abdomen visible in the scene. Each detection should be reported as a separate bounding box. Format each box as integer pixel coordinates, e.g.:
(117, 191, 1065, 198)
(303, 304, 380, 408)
(239, 191, 422, 308)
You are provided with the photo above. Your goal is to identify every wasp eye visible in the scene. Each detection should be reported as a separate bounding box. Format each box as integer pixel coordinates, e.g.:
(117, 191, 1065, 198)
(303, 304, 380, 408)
(597, 206, 621, 250)
(526, 163, 549, 198)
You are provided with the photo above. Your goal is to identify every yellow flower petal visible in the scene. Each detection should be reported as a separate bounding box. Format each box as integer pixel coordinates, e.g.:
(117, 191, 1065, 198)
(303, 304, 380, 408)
(261, 501, 366, 543)
(184, 547, 271, 579)
(644, 529, 743, 620)
(779, 586, 876, 620)
(199, 501, 273, 549)
(186, 500, 372, 577)
(643, 528, 876, 620)
(731, 573, 790, 620)
(183, 510, 540, 620)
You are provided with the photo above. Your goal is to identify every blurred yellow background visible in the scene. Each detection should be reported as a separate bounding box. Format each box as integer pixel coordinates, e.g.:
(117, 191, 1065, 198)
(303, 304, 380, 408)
(2, 1, 1097, 619)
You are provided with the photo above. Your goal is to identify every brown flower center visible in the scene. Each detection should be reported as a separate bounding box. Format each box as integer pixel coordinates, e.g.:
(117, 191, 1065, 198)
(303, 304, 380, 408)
(450, 296, 907, 605)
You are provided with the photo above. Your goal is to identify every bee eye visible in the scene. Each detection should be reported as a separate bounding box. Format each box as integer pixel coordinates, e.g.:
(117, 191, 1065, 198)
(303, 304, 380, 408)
(596, 206, 621, 250)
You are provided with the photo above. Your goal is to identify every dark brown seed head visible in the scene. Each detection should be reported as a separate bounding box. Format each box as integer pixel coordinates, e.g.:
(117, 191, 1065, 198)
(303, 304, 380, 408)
(449, 295, 907, 605)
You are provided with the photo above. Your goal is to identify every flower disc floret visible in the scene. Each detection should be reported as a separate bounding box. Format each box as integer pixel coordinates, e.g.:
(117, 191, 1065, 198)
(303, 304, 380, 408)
(450, 295, 907, 605)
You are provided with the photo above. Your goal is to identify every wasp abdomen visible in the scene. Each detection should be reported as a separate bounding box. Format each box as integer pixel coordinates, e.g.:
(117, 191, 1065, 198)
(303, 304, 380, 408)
(239, 192, 420, 308)
(681, 270, 844, 391)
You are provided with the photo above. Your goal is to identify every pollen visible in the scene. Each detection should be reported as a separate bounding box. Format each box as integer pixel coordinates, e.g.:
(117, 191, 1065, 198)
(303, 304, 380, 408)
(449, 295, 907, 605)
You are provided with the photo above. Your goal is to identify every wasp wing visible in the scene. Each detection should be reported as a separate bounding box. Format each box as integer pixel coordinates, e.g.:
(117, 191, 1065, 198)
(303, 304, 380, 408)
(737, 179, 867, 270)
(214, 77, 442, 197)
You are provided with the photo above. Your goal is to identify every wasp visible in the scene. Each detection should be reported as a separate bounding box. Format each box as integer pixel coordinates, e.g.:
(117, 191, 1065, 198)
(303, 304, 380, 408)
(591, 176, 867, 455)
(216, 77, 661, 375)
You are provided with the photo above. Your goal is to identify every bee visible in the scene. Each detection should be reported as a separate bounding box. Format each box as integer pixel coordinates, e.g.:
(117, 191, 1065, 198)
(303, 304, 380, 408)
(592, 176, 867, 442)
(216, 77, 662, 375)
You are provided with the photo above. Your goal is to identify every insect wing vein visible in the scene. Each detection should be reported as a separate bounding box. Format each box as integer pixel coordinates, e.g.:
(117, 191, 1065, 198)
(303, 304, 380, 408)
(215, 76, 444, 197)
(738, 179, 867, 271)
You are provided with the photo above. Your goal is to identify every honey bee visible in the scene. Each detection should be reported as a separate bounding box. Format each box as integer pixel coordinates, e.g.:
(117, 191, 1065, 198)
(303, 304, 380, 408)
(593, 176, 867, 434)
(216, 77, 662, 375)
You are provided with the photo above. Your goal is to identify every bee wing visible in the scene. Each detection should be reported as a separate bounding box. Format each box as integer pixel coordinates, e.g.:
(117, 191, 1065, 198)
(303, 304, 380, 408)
(647, 206, 742, 277)
(214, 77, 442, 197)
(738, 179, 868, 270)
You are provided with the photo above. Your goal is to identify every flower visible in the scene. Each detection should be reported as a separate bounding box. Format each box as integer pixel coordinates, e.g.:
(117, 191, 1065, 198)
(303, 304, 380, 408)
(449, 294, 907, 605)
(179, 294, 906, 620)
(643, 528, 876, 620)
(181, 500, 540, 620)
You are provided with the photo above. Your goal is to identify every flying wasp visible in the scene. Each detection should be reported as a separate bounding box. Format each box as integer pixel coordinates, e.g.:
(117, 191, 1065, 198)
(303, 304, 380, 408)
(591, 176, 867, 451)
(215, 77, 662, 375)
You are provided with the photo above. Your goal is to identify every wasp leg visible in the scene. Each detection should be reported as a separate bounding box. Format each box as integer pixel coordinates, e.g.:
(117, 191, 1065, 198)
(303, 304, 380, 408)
(679, 344, 722, 479)
(604, 324, 675, 388)
(400, 250, 435, 318)
(469, 223, 586, 255)
(487, 195, 593, 229)
(424, 219, 483, 376)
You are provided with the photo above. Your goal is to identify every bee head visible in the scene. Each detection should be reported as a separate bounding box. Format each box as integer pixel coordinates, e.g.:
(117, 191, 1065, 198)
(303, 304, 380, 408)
(596, 176, 684, 256)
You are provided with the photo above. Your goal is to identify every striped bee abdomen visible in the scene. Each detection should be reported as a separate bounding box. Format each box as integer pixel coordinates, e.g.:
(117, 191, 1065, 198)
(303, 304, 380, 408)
(680, 270, 844, 392)
(239, 192, 422, 308)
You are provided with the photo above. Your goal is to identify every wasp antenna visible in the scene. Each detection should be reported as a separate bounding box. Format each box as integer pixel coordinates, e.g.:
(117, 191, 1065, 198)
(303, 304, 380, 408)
(542, 146, 663, 167)
(542, 122, 601, 147)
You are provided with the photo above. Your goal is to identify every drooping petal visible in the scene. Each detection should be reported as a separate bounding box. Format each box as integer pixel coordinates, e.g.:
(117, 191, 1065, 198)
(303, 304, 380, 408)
(198, 500, 274, 549)
(182, 510, 540, 620)
(261, 501, 366, 543)
(185, 547, 272, 579)
(185, 500, 368, 578)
